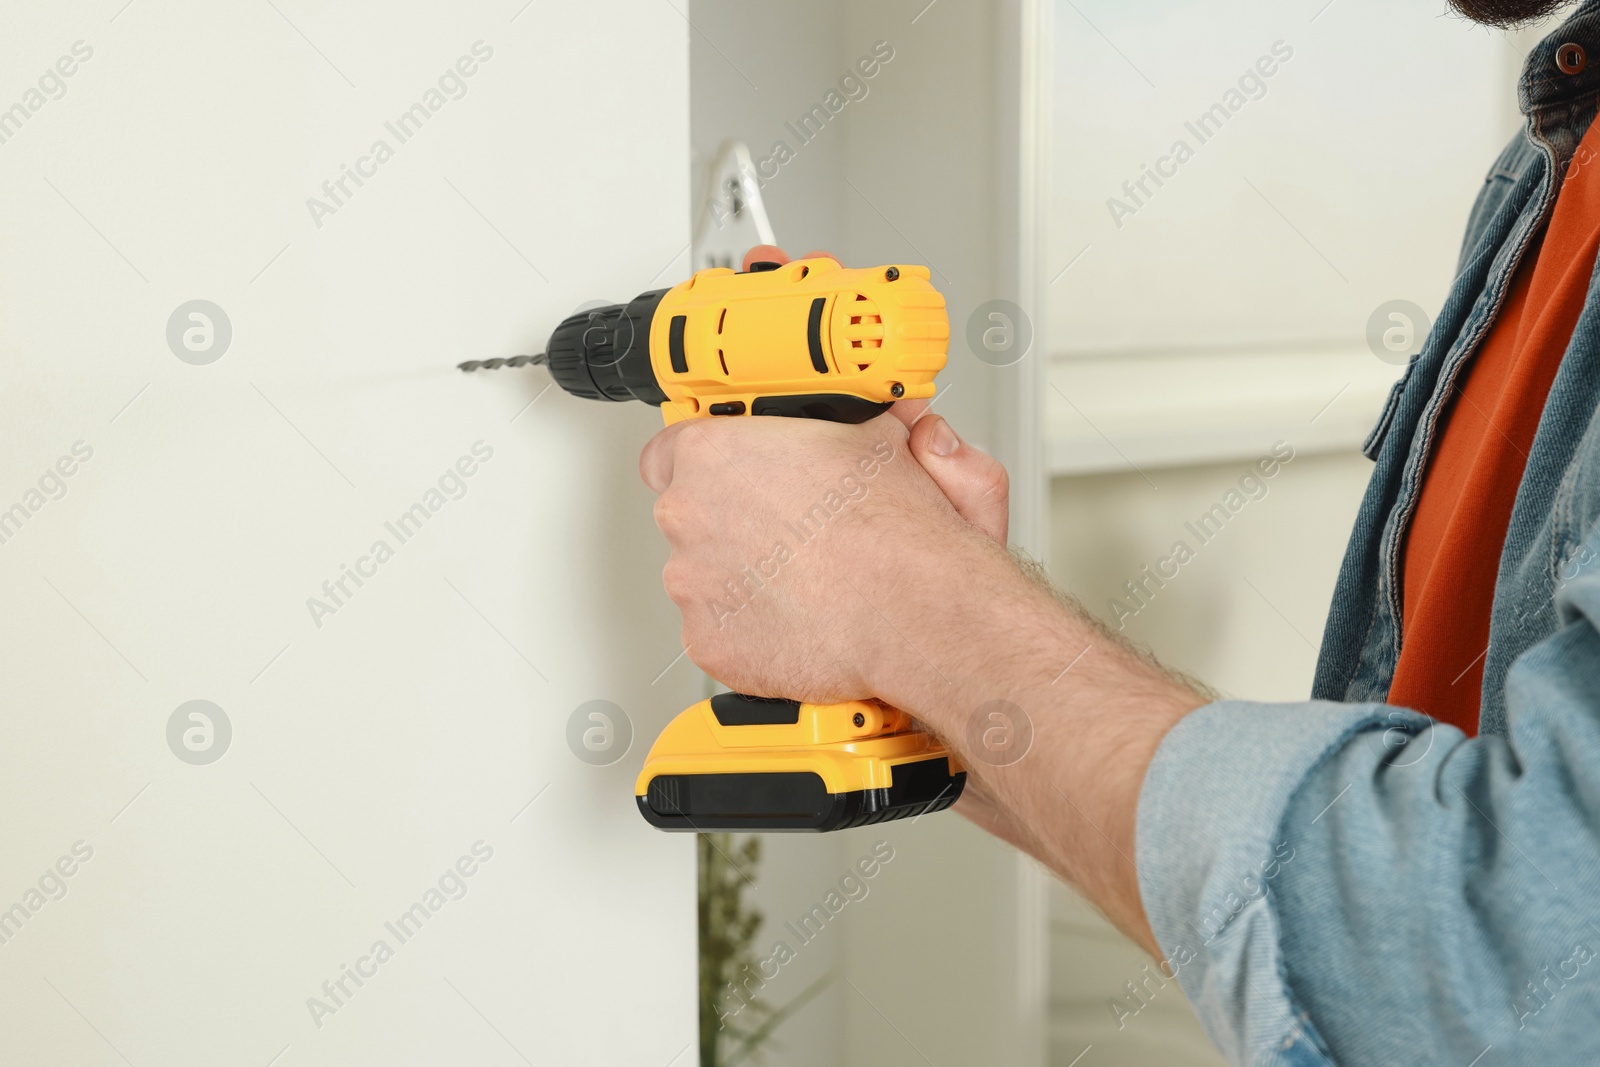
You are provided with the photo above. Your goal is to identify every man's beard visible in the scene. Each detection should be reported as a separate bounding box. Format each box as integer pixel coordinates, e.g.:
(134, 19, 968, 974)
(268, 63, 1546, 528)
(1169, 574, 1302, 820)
(1447, 0, 1570, 28)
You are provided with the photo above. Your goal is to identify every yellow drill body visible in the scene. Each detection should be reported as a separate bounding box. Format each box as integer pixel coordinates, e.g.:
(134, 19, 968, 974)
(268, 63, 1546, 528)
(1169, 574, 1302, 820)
(649, 258, 948, 423)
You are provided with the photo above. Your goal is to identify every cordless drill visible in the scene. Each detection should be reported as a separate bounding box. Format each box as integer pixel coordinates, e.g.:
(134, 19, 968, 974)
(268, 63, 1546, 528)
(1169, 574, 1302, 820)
(461, 257, 965, 832)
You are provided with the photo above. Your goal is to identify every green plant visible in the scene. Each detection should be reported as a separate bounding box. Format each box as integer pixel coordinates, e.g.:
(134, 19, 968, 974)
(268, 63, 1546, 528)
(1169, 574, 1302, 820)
(698, 833, 832, 1067)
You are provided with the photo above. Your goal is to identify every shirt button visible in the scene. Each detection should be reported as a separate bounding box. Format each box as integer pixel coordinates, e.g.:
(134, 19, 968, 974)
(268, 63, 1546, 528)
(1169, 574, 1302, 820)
(1557, 42, 1587, 75)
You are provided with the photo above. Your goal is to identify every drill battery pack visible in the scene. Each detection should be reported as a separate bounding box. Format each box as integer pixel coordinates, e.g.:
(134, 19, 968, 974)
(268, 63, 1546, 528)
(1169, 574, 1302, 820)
(635, 693, 966, 832)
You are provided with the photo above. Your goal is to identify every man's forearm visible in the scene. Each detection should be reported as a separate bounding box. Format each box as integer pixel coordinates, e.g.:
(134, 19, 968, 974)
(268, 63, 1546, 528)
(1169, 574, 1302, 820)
(865, 535, 1206, 955)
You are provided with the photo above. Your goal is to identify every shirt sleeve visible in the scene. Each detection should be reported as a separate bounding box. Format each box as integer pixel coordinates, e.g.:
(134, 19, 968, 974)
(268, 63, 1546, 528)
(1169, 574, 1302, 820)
(1136, 560, 1600, 1065)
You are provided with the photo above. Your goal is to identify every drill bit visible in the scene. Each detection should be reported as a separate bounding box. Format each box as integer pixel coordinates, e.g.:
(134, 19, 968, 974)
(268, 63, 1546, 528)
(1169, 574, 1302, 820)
(457, 353, 547, 373)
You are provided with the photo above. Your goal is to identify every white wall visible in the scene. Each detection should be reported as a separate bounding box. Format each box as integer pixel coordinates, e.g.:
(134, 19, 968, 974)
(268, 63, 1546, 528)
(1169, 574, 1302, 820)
(0, 2, 697, 1063)
(1047, 0, 1513, 357)
(1039, 0, 1536, 483)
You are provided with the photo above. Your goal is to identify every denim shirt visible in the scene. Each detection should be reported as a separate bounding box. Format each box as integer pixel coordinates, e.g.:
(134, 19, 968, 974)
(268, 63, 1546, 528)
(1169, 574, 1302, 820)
(1136, 9, 1600, 1064)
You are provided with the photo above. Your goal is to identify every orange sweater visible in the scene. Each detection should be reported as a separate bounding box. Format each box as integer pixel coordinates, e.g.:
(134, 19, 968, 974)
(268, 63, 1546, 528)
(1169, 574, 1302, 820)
(1389, 126, 1600, 734)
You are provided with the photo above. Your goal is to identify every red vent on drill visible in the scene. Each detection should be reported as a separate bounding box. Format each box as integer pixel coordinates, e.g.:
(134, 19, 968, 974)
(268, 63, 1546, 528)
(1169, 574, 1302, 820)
(844, 293, 884, 370)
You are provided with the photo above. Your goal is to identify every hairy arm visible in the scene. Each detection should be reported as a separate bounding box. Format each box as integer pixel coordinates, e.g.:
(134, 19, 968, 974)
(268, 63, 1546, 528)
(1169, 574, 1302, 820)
(863, 530, 1206, 952)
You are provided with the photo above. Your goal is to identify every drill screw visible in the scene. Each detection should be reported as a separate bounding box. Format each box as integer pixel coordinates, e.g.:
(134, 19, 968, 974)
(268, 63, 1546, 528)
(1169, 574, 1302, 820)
(457, 353, 547, 373)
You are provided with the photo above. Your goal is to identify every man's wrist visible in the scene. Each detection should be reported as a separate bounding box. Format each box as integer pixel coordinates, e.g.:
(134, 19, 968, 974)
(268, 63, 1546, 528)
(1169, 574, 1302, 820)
(862, 534, 1039, 727)
(866, 533, 1204, 953)
(865, 534, 1103, 737)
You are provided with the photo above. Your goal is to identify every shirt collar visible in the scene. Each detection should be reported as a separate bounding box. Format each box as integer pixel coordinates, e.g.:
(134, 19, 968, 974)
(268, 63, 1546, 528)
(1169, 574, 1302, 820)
(1521, 3, 1600, 115)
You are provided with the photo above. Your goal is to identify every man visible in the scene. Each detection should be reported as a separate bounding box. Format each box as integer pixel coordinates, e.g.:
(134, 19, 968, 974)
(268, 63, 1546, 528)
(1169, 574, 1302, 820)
(642, 1, 1600, 1061)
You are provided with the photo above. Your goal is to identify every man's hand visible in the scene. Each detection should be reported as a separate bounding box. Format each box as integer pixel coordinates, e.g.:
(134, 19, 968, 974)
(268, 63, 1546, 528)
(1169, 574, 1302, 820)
(889, 399, 1010, 542)
(639, 410, 1009, 704)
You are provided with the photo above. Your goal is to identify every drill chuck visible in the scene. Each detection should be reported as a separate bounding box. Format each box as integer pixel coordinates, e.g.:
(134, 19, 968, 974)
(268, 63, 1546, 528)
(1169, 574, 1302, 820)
(539, 290, 669, 406)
